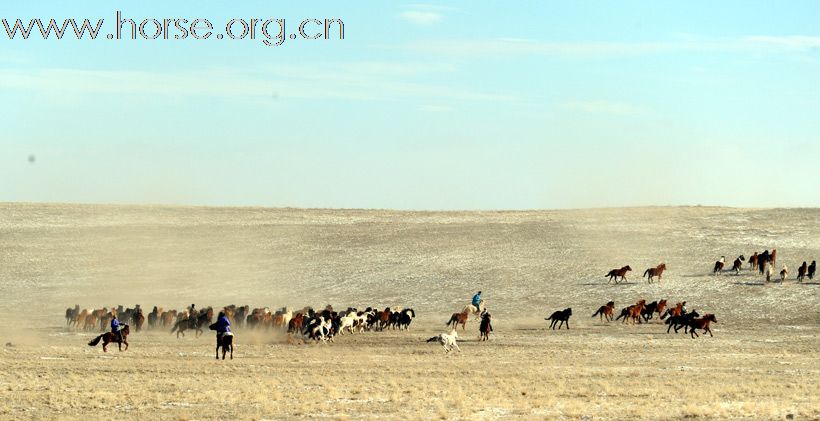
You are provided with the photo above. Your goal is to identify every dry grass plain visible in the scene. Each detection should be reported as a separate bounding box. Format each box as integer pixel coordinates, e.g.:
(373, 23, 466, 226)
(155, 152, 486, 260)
(1, 203, 818, 419)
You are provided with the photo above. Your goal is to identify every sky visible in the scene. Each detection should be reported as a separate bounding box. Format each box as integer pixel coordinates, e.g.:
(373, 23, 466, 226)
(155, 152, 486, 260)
(1, 1, 819, 210)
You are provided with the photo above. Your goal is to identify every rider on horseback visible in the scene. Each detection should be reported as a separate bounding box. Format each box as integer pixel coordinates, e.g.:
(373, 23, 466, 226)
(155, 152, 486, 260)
(111, 315, 124, 343)
(213, 311, 231, 341)
(472, 291, 482, 310)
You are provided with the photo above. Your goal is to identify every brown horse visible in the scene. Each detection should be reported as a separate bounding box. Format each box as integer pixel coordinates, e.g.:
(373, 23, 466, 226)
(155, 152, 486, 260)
(749, 252, 758, 271)
(641, 299, 667, 322)
(616, 300, 646, 324)
(446, 309, 470, 331)
(660, 301, 686, 320)
(687, 314, 717, 338)
(287, 312, 304, 333)
(643, 263, 667, 283)
(731, 255, 745, 274)
(606, 266, 632, 283)
(88, 325, 130, 352)
(592, 301, 615, 321)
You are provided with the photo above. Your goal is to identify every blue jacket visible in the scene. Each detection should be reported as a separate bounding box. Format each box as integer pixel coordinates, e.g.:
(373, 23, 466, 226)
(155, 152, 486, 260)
(111, 318, 120, 332)
(472, 294, 482, 306)
(214, 315, 231, 333)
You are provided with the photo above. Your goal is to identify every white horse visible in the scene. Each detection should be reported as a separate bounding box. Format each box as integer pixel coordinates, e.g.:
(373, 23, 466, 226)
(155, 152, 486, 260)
(764, 261, 774, 282)
(463, 300, 486, 320)
(426, 329, 460, 353)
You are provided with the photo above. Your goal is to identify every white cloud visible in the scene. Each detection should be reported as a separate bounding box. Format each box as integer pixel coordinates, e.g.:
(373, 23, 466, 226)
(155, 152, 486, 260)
(0, 62, 517, 104)
(403, 35, 820, 58)
(562, 100, 646, 116)
(400, 11, 442, 26)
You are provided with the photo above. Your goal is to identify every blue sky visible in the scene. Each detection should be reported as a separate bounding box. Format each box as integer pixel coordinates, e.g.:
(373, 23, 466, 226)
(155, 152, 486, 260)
(2, 1, 819, 209)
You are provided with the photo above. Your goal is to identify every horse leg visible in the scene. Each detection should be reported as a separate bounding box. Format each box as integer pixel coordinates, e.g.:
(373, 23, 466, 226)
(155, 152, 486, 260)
(565, 320, 570, 330)
(230, 343, 233, 360)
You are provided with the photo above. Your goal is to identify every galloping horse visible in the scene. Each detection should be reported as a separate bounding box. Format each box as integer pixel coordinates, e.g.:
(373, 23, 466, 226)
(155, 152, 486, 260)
(797, 261, 808, 282)
(713, 256, 726, 274)
(643, 263, 667, 283)
(749, 252, 758, 271)
(446, 309, 470, 331)
(687, 314, 717, 338)
(731, 255, 745, 274)
(606, 266, 632, 283)
(464, 300, 486, 320)
(592, 301, 615, 321)
(88, 324, 130, 352)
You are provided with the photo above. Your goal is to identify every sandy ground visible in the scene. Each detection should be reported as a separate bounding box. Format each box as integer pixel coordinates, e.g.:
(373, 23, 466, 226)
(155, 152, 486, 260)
(1, 203, 818, 419)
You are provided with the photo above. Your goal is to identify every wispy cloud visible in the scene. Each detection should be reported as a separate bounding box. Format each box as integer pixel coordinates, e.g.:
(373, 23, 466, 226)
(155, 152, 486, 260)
(404, 35, 820, 58)
(0, 62, 516, 104)
(399, 3, 452, 26)
(400, 11, 442, 26)
(562, 100, 646, 116)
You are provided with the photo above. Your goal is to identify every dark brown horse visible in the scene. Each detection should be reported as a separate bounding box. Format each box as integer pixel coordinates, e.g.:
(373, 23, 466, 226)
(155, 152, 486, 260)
(749, 252, 758, 271)
(216, 333, 234, 359)
(88, 325, 130, 352)
(592, 301, 615, 321)
(713, 256, 726, 274)
(479, 312, 493, 341)
(287, 312, 304, 333)
(731, 255, 745, 274)
(606, 266, 632, 283)
(797, 261, 808, 282)
(643, 263, 667, 283)
(687, 314, 717, 338)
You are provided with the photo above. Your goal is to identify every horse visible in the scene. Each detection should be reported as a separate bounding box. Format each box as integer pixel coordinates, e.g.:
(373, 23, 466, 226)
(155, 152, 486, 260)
(731, 255, 745, 274)
(397, 309, 416, 330)
(616, 300, 646, 324)
(479, 312, 493, 341)
(88, 324, 130, 352)
(687, 314, 717, 338)
(797, 262, 808, 282)
(779, 266, 788, 282)
(606, 266, 632, 283)
(545, 308, 572, 330)
(660, 301, 686, 320)
(65, 305, 80, 327)
(643, 263, 667, 283)
(215, 332, 234, 360)
(427, 329, 460, 353)
(749, 252, 758, 271)
(592, 301, 615, 321)
(446, 309, 470, 331)
(170, 316, 203, 339)
(641, 300, 666, 322)
(771, 249, 777, 268)
(758, 250, 771, 274)
(809, 261, 816, 280)
(764, 262, 774, 282)
(665, 310, 699, 334)
(147, 307, 160, 329)
(713, 256, 726, 274)
(464, 300, 486, 320)
(287, 312, 304, 333)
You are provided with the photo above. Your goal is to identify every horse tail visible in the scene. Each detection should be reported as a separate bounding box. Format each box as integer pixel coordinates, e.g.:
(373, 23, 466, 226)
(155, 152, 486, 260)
(592, 308, 601, 318)
(643, 269, 650, 278)
(170, 320, 181, 334)
(445, 315, 454, 326)
(88, 334, 104, 346)
(426, 336, 438, 343)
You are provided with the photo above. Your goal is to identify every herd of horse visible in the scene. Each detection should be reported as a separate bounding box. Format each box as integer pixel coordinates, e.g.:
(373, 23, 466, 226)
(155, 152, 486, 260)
(712, 250, 816, 283)
(73, 249, 816, 355)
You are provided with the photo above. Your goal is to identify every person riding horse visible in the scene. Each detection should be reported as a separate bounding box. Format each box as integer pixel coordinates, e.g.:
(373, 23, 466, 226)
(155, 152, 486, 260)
(472, 291, 482, 310)
(212, 311, 231, 341)
(111, 315, 124, 343)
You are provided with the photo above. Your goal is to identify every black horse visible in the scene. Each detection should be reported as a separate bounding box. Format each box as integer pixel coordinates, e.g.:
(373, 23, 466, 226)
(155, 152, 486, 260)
(545, 308, 572, 330)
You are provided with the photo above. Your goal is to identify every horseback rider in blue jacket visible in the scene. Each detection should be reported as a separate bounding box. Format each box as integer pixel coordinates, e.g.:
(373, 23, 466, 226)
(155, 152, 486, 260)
(213, 312, 231, 340)
(472, 291, 482, 309)
(111, 315, 123, 342)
